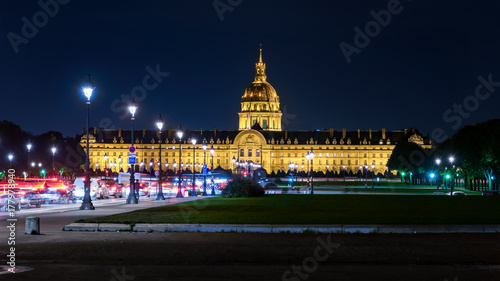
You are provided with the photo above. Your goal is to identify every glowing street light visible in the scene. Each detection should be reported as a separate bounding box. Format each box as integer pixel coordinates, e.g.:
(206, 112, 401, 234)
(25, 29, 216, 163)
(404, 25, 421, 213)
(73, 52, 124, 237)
(51, 147, 57, 177)
(210, 145, 215, 195)
(202, 140, 207, 196)
(176, 127, 184, 198)
(156, 115, 165, 200)
(191, 138, 197, 197)
(8, 154, 13, 169)
(80, 74, 95, 210)
(27, 143, 32, 176)
(126, 100, 139, 204)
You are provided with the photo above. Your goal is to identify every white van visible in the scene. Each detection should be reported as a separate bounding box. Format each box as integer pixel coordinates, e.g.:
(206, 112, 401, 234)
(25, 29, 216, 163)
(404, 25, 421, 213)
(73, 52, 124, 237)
(73, 178, 99, 200)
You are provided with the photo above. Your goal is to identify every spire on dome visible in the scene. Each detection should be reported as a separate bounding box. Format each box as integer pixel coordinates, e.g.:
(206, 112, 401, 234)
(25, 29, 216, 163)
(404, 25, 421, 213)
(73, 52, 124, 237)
(255, 45, 267, 82)
(259, 44, 263, 63)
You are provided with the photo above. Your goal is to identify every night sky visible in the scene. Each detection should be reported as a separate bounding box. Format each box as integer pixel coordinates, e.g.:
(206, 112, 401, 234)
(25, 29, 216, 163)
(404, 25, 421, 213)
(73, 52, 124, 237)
(1, 0, 499, 142)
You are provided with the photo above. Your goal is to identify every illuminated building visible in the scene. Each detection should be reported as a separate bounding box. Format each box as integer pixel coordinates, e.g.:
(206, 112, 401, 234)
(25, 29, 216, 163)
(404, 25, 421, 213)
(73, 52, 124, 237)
(81, 49, 431, 175)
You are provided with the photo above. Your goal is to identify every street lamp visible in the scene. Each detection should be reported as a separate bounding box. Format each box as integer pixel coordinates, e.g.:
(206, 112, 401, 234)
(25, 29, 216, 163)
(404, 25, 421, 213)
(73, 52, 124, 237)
(371, 164, 375, 187)
(176, 127, 184, 198)
(8, 154, 13, 169)
(80, 74, 95, 210)
(324, 164, 329, 182)
(191, 138, 197, 197)
(51, 147, 57, 177)
(449, 156, 455, 195)
(210, 145, 215, 195)
(126, 101, 139, 204)
(202, 140, 207, 196)
(342, 165, 346, 182)
(155, 115, 165, 200)
(365, 165, 368, 182)
(103, 153, 108, 178)
(309, 149, 315, 194)
(27, 143, 32, 176)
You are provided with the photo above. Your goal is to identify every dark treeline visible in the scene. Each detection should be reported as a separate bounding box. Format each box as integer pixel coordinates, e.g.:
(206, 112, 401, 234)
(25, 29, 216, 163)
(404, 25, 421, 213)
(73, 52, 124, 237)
(387, 119, 500, 190)
(0, 120, 85, 177)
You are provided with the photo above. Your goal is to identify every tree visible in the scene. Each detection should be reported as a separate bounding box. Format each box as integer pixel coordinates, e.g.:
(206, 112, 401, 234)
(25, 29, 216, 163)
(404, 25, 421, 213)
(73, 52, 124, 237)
(446, 119, 500, 190)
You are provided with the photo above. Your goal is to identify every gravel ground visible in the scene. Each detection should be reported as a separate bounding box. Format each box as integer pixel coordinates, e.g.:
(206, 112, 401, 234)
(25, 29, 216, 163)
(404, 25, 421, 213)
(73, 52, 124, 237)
(2, 231, 499, 281)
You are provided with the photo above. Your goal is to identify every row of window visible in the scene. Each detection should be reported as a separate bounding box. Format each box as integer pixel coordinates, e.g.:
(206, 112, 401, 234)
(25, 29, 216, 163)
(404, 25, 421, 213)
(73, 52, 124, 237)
(91, 151, 390, 159)
(270, 152, 390, 158)
(271, 159, 383, 166)
(240, 149, 261, 157)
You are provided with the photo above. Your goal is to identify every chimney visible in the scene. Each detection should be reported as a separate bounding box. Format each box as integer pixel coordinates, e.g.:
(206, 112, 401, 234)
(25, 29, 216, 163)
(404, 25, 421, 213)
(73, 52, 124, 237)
(329, 128, 334, 138)
(382, 128, 386, 139)
(404, 128, 408, 135)
(118, 127, 122, 138)
(143, 128, 146, 137)
(214, 128, 217, 137)
(357, 129, 360, 139)
(342, 128, 346, 139)
(93, 127, 97, 134)
(285, 130, 288, 140)
(168, 127, 172, 138)
(369, 128, 372, 139)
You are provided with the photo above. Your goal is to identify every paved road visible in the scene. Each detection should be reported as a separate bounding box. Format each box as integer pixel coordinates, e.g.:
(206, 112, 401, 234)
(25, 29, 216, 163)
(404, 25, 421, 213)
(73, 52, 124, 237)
(1, 195, 499, 280)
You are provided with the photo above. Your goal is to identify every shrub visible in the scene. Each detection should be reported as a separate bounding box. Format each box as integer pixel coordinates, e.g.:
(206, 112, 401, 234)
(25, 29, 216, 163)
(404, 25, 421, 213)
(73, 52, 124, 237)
(222, 178, 265, 198)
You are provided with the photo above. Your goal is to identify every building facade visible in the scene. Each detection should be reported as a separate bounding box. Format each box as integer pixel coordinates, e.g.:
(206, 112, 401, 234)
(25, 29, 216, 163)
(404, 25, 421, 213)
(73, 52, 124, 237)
(81, 49, 431, 175)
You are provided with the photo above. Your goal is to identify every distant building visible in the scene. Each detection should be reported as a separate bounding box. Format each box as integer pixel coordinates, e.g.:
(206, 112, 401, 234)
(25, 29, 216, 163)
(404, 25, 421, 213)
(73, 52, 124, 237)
(81, 49, 431, 175)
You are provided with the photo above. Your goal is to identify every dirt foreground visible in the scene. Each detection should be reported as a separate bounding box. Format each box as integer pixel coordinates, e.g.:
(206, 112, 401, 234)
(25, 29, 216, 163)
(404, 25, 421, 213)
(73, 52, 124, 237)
(2, 231, 499, 281)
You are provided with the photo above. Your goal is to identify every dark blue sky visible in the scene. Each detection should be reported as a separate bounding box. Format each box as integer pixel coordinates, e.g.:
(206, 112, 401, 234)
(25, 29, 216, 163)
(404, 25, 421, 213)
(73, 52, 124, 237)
(1, 0, 499, 142)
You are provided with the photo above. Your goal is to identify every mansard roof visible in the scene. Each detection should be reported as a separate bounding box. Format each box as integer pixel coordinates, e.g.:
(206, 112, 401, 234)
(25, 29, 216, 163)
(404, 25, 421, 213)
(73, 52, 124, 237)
(82, 127, 429, 146)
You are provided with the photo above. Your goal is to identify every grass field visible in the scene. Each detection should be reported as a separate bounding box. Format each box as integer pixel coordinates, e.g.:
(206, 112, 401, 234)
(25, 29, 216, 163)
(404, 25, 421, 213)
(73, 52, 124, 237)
(78, 195, 500, 225)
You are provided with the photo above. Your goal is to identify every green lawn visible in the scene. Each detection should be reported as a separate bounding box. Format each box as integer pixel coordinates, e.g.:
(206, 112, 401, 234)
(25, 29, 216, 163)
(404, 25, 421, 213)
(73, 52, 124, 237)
(78, 195, 500, 225)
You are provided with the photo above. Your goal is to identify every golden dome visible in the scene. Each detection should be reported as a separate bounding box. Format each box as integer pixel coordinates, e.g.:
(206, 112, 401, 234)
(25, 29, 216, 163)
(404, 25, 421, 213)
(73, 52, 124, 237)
(241, 48, 280, 103)
(242, 82, 279, 102)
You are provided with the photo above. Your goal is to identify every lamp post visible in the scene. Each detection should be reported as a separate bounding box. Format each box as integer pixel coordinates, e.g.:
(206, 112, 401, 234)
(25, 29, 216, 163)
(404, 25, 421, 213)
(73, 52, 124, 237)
(103, 153, 108, 178)
(342, 165, 346, 182)
(449, 156, 455, 195)
(80, 74, 95, 210)
(8, 154, 13, 169)
(371, 164, 375, 188)
(51, 147, 57, 177)
(126, 101, 138, 204)
(232, 156, 236, 176)
(191, 138, 197, 197)
(156, 115, 165, 200)
(306, 153, 310, 186)
(435, 158, 441, 189)
(27, 143, 32, 176)
(176, 127, 184, 198)
(430, 173, 437, 194)
(202, 140, 207, 196)
(210, 145, 215, 195)
(365, 165, 368, 182)
(310, 149, 315, 194)
(326, 164, 330, 182)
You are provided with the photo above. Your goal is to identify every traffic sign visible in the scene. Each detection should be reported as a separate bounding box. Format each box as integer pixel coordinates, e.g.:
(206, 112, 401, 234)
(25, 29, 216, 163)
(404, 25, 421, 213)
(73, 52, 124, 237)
(128, 156, 136, 165)
(129, 146, 136, 153)
(202, 165, 207, 174)
(155, 170, 159, 177)
(128, 153, 136, 157)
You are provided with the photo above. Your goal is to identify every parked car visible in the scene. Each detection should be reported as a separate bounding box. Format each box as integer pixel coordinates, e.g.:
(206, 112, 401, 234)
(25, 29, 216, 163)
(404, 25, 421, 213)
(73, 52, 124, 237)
(20, 191, 42, 208)
(108, 183, 124, 198)
(74, 178, 99, 200)
(96, 184, 110, 199)
(1, 193, 21, 211)
(137, 183, 149, 197)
